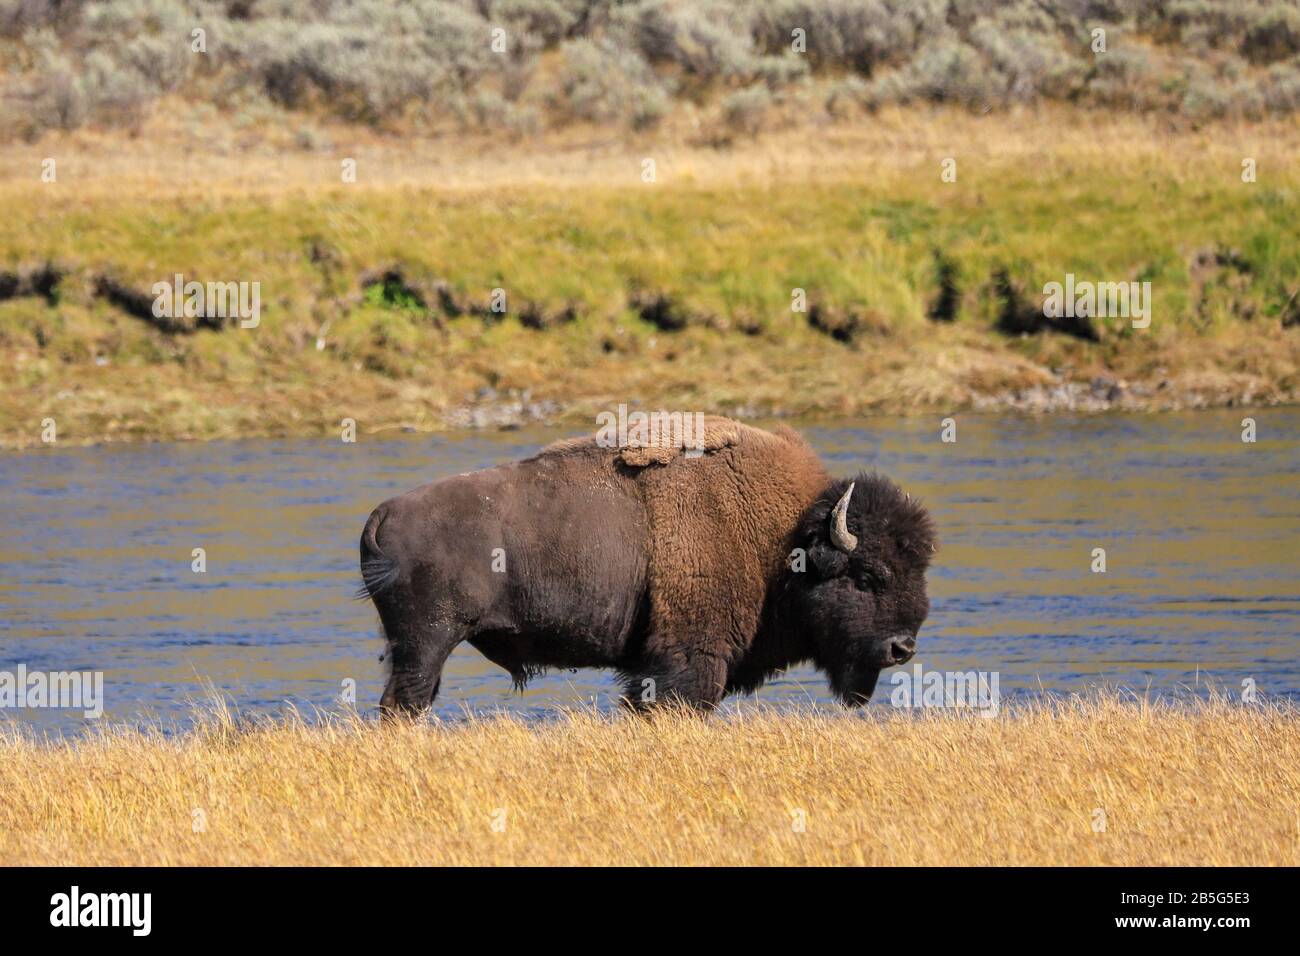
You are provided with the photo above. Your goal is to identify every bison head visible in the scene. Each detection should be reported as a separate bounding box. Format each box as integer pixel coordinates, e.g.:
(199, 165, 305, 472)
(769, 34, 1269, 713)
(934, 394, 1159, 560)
(790, 473, 936, 705)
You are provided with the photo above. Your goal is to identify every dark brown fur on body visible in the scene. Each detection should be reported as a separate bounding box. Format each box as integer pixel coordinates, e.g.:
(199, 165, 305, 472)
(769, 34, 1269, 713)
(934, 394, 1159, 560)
(360, 417, 936, 715)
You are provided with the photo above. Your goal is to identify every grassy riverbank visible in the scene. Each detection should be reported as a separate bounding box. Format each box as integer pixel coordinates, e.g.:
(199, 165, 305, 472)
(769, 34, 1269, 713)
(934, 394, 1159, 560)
(3, 110, 1298, 448)
(1, 694, 1295, 866)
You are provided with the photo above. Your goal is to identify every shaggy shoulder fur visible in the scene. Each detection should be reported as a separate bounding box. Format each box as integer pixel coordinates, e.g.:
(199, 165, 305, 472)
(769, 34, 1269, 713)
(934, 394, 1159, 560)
(522, 417, 829, 699)
(624, 418, 830, 699)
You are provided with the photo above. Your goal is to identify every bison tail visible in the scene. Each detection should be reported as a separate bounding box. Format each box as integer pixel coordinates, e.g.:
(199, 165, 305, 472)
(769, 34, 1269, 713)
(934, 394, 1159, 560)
(356, 506, 401, 601)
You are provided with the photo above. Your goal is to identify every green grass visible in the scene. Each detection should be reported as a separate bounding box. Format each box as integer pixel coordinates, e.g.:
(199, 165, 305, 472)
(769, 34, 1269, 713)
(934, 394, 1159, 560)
(2, 140, 1297, 447)
(10, 167, 1297, 329)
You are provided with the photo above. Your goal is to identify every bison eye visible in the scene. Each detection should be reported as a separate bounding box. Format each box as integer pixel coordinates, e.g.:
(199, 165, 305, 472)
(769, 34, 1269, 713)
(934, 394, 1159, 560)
(858, 560, 893, 590)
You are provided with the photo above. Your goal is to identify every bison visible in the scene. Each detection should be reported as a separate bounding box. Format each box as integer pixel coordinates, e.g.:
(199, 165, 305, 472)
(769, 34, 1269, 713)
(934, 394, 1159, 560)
(359, 416, 935, 716)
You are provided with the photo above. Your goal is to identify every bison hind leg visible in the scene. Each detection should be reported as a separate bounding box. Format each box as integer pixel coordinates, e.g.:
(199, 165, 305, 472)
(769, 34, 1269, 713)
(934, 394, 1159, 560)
(378, 616, 468, 718)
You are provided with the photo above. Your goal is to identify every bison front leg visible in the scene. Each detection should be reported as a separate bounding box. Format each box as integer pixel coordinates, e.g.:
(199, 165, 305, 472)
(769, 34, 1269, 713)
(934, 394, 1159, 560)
(625, 650, 727, 712)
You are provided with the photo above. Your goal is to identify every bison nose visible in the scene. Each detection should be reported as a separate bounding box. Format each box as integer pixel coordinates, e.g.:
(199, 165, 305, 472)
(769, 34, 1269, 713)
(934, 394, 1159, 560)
(888, 634, 917, 665)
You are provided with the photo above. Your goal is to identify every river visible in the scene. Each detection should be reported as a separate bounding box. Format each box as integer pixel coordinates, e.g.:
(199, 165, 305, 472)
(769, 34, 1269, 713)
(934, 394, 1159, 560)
(2, 409, 1296, 736)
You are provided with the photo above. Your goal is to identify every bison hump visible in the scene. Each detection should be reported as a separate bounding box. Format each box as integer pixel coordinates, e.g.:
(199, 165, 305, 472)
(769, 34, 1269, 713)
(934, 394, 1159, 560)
(617, 415, 742, 467)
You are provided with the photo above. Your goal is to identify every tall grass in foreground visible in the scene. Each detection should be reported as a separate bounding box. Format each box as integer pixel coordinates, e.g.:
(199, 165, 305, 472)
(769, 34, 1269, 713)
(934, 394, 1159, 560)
(2, 693, 1296, 866)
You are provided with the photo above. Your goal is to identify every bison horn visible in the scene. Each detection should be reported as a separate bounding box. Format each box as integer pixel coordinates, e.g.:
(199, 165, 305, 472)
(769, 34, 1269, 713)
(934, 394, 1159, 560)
(829, 482, 858, 553)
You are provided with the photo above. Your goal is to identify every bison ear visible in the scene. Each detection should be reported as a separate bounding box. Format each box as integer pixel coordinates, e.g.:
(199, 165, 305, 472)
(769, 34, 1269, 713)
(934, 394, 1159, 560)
(808, 542, 849, 579)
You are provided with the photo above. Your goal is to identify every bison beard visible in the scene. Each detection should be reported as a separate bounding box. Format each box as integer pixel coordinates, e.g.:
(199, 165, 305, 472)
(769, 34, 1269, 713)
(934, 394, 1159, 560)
(359, 417, 935, 716)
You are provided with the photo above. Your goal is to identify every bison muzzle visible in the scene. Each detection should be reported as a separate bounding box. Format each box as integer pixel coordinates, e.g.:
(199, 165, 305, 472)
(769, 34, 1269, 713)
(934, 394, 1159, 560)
(359, 417, 936, 716)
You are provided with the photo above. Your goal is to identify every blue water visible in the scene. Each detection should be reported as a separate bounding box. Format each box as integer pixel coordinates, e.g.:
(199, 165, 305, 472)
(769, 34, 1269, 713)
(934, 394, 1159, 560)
(1, 409, 1297, 736)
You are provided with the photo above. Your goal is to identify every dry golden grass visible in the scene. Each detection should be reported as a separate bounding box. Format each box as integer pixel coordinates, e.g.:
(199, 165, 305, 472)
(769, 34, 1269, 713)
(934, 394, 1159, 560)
(2, 694, 1296, 866)
(4, 103, 1297, 198)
